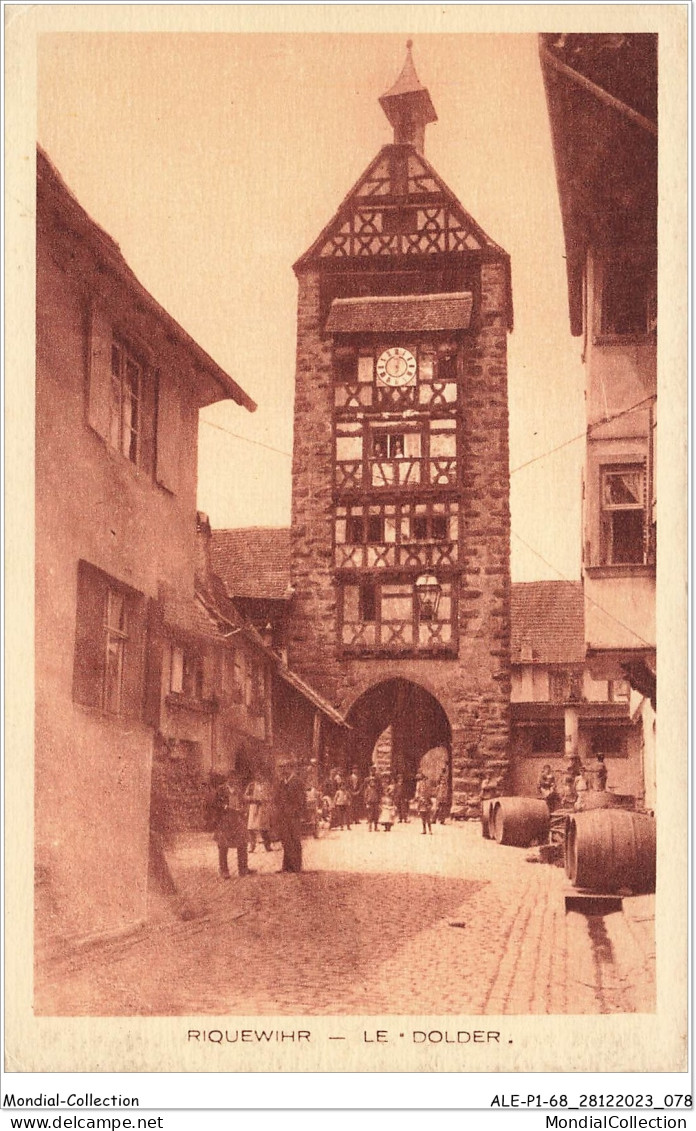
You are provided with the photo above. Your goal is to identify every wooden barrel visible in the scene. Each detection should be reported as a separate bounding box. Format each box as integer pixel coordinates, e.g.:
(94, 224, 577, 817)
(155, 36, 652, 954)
(491, 797, 550, 847)
(481, 798, 496, 839)
(579, 791, 636, 812)
(565, 810, 656, 893)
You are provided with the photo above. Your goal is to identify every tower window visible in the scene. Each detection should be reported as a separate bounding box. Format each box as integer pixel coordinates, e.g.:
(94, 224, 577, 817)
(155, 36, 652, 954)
(367, 514, 384, 542)
(373, 432, 405, 458)
(431, 514, 448, 540)
(412, 515, 428, 540)
(359, 581, 377, 622)
(334, 347, 358, 382)
(346, 514, 364, 543)
(437, 352, 458, 381)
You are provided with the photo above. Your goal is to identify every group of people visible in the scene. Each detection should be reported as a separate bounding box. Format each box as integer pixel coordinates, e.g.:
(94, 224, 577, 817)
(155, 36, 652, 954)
(211, 759, 306, 878)
(211, 760, 454, 880)
(314, 765, 451, 836)
(537, 752, 609, 811)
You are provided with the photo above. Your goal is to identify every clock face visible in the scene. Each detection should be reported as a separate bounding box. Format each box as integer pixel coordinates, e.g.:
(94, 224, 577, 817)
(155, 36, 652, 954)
(376, 347, 417, 388)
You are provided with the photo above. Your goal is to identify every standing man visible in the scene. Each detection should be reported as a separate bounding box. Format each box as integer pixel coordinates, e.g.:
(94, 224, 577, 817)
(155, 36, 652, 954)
(275, 759, 305, 873)
(348, 765, 362, 824)
(363, 769, 381, 833)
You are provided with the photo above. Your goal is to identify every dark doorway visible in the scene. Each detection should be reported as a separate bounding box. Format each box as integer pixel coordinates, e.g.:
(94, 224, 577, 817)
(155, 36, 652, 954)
(345, 679, 451, 799)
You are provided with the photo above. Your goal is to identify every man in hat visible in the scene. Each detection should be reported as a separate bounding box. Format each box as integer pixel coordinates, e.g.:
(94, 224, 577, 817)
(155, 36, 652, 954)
(274, 758, 305, 872)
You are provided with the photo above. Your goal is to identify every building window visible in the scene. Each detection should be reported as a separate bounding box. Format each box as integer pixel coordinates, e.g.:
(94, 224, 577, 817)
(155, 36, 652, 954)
(245, 657, 266, 715)
(104, 589, 128, 713)
(591, 728, 627, 758)
(601, 260, 656, 337)
(73, 561, 145, 717)
(222, 649, 245, 702)
(530, 724, 565, 755)
(608, 679, 631, 703)
(550, 670, 584, 704)
(110, 341, 141, 462)
(600, 465, 646, 565)
(170, 645, 203, 700)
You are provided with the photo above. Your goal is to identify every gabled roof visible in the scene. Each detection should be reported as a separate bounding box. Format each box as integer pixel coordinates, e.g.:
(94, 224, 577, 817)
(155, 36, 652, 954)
(511, 581, 585, 665)
(294, 142, 510, 260)
(37, 146, 256, 412)
(210, 527, 292, 601)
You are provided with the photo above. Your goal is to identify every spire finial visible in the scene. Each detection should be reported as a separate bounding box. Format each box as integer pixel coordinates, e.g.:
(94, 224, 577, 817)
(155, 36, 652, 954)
(379, 41, 437, 154)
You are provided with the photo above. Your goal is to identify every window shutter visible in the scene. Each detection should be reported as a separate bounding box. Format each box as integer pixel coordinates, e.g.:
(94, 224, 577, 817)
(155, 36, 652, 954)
(121, 592, 146, 720)
(155, 370, 181, 493)
(142, 598, 164, 727)
(87, 304, 113, 441)
(73, 562, 107, 709)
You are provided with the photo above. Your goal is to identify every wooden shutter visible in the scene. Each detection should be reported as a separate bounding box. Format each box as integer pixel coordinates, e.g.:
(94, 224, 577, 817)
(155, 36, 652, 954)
(142, 598, 165, 727)
(72, 562, 107, 709)
(155, 369, 181, 494)
(121, 591, 147, 721)
(87, 303, 113, 441)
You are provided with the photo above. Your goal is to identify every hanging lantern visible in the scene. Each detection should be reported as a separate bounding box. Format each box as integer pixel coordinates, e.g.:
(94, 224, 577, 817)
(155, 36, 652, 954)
(415, 573, 441, 621)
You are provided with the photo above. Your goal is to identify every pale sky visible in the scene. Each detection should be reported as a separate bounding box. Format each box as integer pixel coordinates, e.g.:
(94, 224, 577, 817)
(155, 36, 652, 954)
(38, 31, 586, 581)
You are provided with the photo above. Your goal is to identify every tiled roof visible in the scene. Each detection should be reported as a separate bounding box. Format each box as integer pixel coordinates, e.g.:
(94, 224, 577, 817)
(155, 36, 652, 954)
(37, 147, 256, 413)
(326, 292, 473, 334)
(210, 527, 292, 600)
(162, 588, 235, 639)
(511, 581, 585, 665)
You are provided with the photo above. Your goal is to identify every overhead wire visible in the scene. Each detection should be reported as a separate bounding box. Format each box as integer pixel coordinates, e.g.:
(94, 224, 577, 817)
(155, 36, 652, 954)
(201, 392, 657, 473)
(511, 529, 653, 649)
(201, 394, 656, 651)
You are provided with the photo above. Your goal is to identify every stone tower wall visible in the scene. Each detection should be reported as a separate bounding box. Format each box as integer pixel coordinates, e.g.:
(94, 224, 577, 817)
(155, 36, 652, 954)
(289, 261, 511, 807)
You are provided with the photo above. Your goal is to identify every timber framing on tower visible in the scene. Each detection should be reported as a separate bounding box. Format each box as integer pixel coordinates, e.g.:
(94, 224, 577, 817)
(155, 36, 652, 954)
(293, 146, 513, 332)
(289, 42, 514, 808)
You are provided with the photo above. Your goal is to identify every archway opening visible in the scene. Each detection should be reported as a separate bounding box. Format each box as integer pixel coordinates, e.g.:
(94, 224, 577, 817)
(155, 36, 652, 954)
(345, 679, 452, 799)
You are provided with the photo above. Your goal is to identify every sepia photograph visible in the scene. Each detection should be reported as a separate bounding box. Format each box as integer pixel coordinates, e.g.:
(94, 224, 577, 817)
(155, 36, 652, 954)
(4, 4, 688, 1079)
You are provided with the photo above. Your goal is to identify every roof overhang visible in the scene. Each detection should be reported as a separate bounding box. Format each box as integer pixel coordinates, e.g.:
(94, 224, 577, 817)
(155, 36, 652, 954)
(326, 292, 473, 334)
(38, 147, 256, 413)
(277, 666, 350, 729)
(539, 37, 657, 336)
(511, 702, 629, 723)
(585, 646, 656, 708)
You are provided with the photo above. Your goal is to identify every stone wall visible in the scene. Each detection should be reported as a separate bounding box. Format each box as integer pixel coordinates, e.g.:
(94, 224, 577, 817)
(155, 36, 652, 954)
(289, 260, 512, 810)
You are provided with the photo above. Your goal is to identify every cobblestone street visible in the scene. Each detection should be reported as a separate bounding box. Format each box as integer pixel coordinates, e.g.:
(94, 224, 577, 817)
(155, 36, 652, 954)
(35, 820, 655, 1016)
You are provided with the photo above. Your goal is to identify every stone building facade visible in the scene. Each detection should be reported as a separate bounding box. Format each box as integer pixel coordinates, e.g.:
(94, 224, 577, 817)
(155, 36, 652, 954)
(287, 46, 513, 808)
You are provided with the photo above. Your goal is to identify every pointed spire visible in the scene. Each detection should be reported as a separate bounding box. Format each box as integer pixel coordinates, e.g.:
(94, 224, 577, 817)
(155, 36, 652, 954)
(379, 40, 437, 154)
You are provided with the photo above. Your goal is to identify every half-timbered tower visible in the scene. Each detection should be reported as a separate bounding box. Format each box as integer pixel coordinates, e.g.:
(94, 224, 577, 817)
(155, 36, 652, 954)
(289, 45, 513, 809)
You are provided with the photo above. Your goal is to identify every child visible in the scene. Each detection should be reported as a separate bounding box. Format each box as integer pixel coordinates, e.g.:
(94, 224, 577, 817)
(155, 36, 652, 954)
(333, 780, 351, 829)
(320, 792, 333, 828)
(379, 784, 397, 831)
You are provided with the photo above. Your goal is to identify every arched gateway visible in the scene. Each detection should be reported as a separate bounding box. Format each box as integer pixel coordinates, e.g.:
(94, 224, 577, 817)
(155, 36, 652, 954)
(346, 679, 451, 796)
